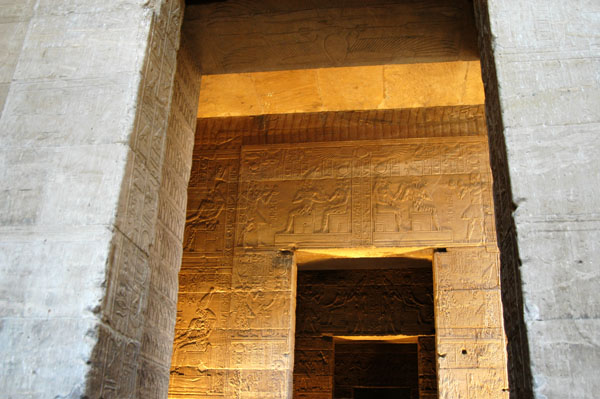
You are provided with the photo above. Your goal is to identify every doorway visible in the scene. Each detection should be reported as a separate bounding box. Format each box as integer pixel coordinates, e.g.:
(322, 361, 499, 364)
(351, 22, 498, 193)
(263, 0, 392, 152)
(294, 256, 435, 399)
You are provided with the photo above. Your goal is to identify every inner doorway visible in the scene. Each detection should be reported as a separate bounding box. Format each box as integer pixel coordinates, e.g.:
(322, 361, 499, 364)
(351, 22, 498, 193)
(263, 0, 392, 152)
(294, 256, 436, 399)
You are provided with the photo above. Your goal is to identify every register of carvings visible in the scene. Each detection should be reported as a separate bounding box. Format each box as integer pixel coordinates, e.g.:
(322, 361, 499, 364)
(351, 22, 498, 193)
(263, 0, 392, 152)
(237, 137, 496, 249)
(170, 110, 507, 399)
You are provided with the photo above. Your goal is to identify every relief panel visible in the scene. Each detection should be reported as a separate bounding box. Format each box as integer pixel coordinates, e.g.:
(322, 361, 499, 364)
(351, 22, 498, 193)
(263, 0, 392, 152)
(237, 138, 494, 249)
(229, 291, 292, 331)
(232, 250, 294, 291)
(184, 150, 239, 263)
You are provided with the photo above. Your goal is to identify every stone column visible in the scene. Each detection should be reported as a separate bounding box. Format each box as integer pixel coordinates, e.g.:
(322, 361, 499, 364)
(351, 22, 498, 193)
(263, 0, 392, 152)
(433, 247, 508, 398)
(474, 1, 600, 397)
(0, 1, 189, 397)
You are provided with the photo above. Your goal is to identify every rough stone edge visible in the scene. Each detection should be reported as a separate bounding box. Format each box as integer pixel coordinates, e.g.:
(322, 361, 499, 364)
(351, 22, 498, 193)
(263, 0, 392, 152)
(472, 1, 534, 398)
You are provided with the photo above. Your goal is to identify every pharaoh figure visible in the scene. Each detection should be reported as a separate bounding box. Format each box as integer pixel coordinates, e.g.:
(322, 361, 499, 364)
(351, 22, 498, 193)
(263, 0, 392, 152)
(318, 186, 350, 233)
(405, 180, 441, 231)
(183, 181, 226, 250)
(280, 182, 328, 234)
(374, 179, 408, 231)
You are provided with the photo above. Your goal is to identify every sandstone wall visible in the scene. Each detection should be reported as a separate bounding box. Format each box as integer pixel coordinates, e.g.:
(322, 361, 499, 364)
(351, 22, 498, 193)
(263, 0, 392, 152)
(474, 1, 600, 397)
(0, 1, 193, 397)
(170, 111, 508, 398)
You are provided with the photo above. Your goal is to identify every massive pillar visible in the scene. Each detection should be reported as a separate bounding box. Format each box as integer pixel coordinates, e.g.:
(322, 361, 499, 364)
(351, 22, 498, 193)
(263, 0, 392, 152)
(0, 1, 196, 397)
(475, 1, 600, 398)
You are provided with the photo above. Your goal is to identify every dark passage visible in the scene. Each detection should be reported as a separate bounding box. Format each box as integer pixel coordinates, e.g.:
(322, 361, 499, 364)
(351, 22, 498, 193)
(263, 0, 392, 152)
(293, 258, 437, 398)
(335, 342, 418, 399)
(354, 388, 412, 399)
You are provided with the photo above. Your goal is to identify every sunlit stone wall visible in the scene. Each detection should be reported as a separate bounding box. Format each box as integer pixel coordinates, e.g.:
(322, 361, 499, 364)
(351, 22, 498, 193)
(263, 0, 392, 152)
(169, 109, 508, 398)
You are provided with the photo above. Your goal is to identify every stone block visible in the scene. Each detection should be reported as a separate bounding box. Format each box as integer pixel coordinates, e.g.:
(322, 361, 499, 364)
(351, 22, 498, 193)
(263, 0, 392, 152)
(384, 61, 484, 109)
(232, 250, 294, 291)
(488, 1, 600, 56)
(226, 369, 289, 399)
(168, 368, 226, 398)
(438, 367, 508, 399)
(229, 290, 293, 330)
(0, 76, 138, 147)
(518, 225, 600, 322)
(498, 60, 600, 128)
(526, 319, 600, 399)
(13, 9, 149, 81)
(0, 21, 27, 83)
(437, 340, 507, 369)
(228, 330, 292, 370)
(0, 0, 35, 23)
(0, 317, 97, 398)
(136, 356, 170, 399)
(0, 227, 110, 318)
(435, 289, 503, 332)
(177, 269, 232, 293)
(86, 323, 141, 399)
(317, 65, 384, 111)
(434, 248, 500, 290)
(503, 123, 600, 220)
(253, 69, 322, 114)
(103, 230, 151, 340)
(171, 328, 230, 369)
(175, 291, 230, 331)
(38, 144, 129, 226)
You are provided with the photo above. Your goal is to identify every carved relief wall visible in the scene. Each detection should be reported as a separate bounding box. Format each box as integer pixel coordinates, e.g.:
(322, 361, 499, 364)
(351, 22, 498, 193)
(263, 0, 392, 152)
(237, 137, 496, 250)
(169, 109, 507, 399)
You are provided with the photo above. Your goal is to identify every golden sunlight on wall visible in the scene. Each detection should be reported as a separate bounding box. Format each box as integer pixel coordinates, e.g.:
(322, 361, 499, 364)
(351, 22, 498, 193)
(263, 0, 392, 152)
(197, 61, 485, 117)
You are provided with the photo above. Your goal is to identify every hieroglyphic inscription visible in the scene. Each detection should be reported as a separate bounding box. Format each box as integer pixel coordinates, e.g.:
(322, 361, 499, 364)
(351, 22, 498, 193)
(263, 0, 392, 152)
(434, 248, 509, 398)
(184, 150, 239, 264)
(237, 137, 494, 249)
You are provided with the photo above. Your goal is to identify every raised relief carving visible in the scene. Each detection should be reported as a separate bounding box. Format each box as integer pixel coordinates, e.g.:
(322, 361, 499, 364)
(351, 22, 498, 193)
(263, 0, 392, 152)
(238, 138, 491, 249)
(173, 288, 217, 353)
(185, 152, 239, 259)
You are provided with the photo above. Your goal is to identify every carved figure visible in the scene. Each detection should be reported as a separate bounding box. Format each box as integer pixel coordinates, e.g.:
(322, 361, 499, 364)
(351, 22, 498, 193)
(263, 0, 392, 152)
(404, 180, 441, 231)
(451, 175, 484, 240)
(280, 183, 328, 234)
(374, 179, 406, 231)
(183, 183, 226, 250)
(318, 186, 350, 233)
(174, 288, 216, 352)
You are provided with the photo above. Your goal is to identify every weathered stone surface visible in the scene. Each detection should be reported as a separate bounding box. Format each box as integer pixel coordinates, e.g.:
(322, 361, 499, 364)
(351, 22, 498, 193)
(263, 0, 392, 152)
(194, 106, 488, 149)
(174, 110, 504, 398)
(184, 0, 478, 74)
(475, 0, 600, 397)
(296, 267, 434, 337)
(0, 0, 189, 397)
(236, 137, 495, 249)
(434, 248, 509, 398)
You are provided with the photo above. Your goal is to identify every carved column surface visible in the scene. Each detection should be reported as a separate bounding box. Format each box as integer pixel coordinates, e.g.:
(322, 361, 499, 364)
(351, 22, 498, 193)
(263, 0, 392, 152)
(433, 247, 508, 399)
